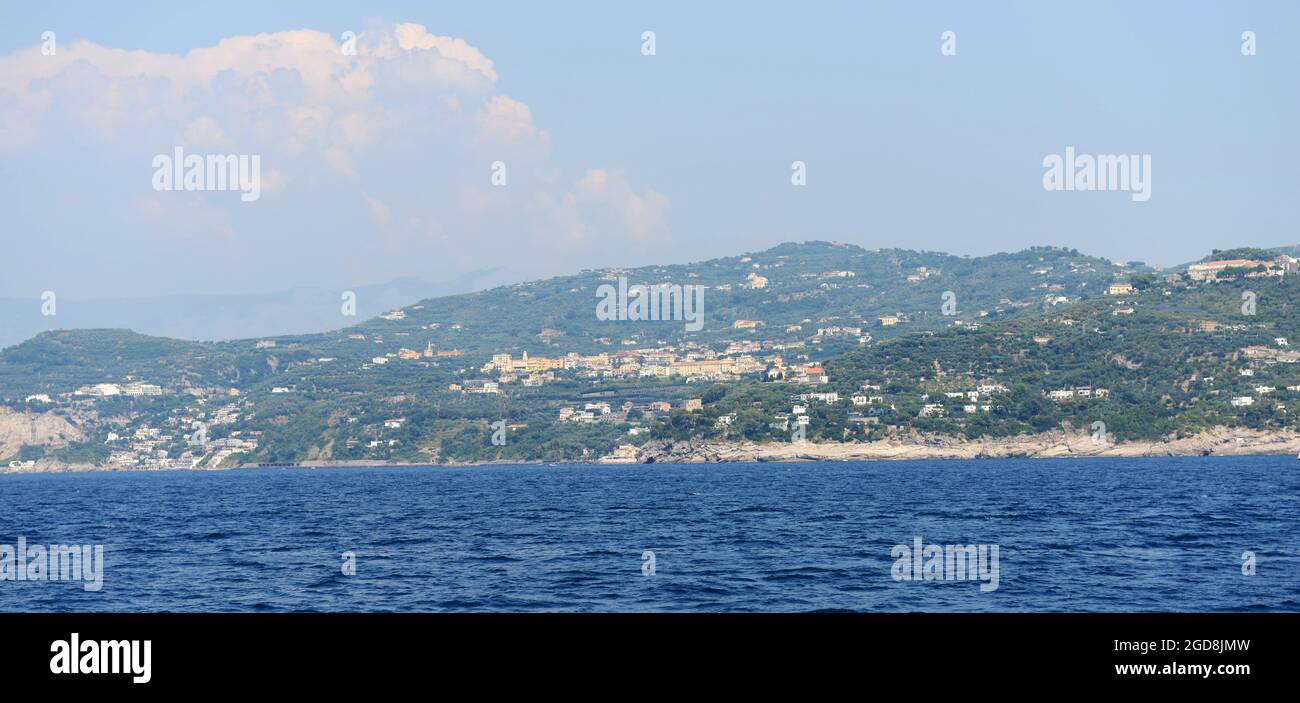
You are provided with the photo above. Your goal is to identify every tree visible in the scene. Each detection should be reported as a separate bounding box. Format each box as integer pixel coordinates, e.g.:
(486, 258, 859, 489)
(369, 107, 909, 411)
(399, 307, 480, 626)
(702, 384, 727, 405)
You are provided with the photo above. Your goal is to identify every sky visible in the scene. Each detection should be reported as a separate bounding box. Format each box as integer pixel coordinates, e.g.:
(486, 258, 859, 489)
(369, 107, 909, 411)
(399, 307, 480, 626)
(1, 1, 1297, 300)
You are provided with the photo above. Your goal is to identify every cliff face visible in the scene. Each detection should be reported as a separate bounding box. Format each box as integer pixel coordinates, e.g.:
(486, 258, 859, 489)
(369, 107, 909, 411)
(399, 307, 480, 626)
(638, 427, 1300, 463)
(0, 407, 85, 463)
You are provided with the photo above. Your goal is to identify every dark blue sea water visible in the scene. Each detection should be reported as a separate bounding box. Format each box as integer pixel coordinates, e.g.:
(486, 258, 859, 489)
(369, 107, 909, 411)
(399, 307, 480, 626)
(1, 456, 1297, 612)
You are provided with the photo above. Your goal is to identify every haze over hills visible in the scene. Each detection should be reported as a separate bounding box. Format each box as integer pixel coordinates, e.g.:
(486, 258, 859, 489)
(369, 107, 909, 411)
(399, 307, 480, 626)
(0, 268, 518, 349)
(4, 241, 1300, 468)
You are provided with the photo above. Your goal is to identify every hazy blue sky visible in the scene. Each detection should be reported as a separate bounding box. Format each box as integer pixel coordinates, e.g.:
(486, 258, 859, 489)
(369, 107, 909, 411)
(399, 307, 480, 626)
(1, 1, 1296, 299)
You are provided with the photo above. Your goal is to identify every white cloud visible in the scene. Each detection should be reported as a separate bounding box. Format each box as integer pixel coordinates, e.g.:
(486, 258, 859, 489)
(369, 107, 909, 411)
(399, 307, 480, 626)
(559, 169, 670, 240)
(476, 95, 548, 144)
(0, 23, 511, 153)
(0, 21, 669, 297)
(182, 117, 230, 149)
(392, 23, 498, 82)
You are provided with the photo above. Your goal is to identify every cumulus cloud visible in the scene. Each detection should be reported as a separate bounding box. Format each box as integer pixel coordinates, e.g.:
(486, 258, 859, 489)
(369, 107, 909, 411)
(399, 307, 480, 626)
(0, 22, 669, 298)
(569, 167, 670, 239)
(476, 95, 548, 144)
(0, 23, 519, 158)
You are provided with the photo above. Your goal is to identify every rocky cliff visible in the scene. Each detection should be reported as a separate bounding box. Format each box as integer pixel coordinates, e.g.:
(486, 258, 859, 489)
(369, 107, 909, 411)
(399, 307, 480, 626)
(0, 407, 85, 464)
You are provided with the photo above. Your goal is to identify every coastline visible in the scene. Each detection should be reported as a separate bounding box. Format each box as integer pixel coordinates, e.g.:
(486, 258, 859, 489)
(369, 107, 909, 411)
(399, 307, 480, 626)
(635, 426, 1300, 463)
(5, 425, 1299, 474)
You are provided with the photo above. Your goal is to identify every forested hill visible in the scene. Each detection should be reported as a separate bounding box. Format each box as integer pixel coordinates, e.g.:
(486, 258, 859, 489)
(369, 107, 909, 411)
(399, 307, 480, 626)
(26, 241, 1300, 467)
(1, 242, 1128, 397)
(669, 273, 1300, 448)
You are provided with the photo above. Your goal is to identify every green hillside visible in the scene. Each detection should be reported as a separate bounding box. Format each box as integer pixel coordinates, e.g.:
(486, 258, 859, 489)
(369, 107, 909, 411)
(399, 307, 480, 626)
(1, 242, 1126, 395)
(672, 275, 1300, 446)
(21, 241, 1284, 467)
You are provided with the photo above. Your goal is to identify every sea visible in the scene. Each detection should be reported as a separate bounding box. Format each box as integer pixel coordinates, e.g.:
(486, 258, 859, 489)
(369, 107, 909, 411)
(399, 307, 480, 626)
(1, 456, 1297, 612)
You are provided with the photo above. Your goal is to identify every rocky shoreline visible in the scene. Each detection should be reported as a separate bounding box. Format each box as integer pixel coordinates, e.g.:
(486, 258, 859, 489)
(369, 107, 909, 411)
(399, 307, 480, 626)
(635, 426, 1300, 463)
(5, 426, 1300, 474)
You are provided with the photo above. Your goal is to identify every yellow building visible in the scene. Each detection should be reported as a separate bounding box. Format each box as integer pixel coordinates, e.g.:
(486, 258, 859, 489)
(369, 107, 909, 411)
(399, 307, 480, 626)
(598, 444, 641, 464)
(671, 359, 734, 376)
(526, 356, 565, 372)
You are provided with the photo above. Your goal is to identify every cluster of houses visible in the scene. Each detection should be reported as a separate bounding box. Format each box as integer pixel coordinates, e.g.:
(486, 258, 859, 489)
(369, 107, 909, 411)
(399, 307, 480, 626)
(1220, 338, 1300, 411)
(100, 401, 259, 469)
(916, 385, 1013, 416)
(1103, 255, 1298, 299)
(1045, 387, 1112, 402)
(23, 379, 169, 405)
(559, 400, 676, 425)
(1186, 255, 1298, 282)
(449, 347, 834, 391)
(63, 381, 165, 398)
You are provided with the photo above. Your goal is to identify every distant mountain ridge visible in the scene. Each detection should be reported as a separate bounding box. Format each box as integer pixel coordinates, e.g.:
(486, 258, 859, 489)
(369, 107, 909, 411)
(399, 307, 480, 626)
(0, 268, 518, 349)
